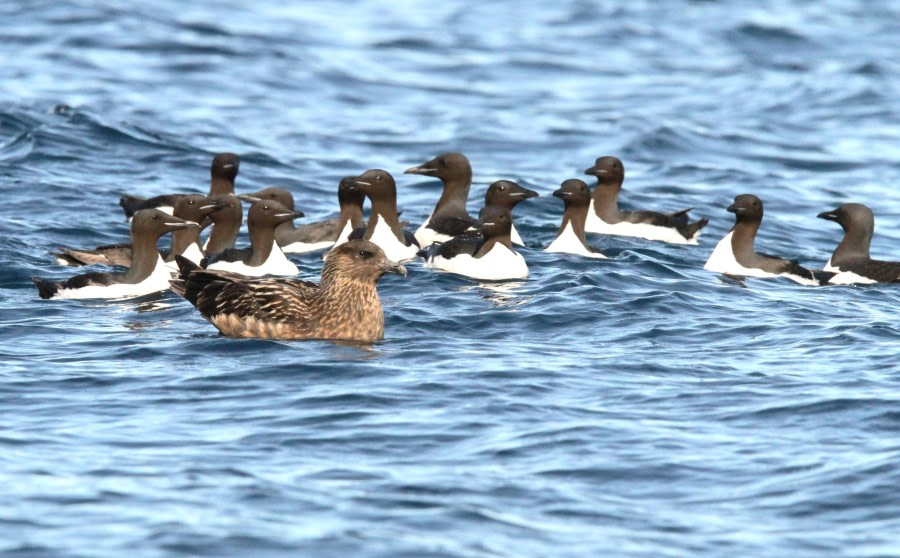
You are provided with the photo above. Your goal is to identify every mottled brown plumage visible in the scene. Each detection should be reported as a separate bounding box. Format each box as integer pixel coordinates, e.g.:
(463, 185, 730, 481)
(170, 240, 406, 342)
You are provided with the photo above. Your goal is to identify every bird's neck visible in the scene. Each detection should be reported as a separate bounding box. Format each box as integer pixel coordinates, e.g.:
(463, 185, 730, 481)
(168, 227, 202, 261)
(248, 225, 277, 265)
(832, 225, 871, 266)
(126, 231, 163, 282)
(209, 177, 234, 196)
(731, 218, 761, 261)
(206, 218, 240, 254)
(432, 177, 471, 218)
(591, 181, 621, 220)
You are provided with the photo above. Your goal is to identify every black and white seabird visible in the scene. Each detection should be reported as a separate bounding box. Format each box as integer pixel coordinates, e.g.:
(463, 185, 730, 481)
(203, 200, 304, 277)
(818, 203, 900, 284)
(54, 194, 224, 269)
(345, 169, 420, 262)
(240, 178, 366, 253)
(33, 209, 200, 300)
(119, 152, 240, 219)
(583, 156, 708, 244)
(420, 205, 528, 280)
(170, 240, 407, 342)
(484, 180, 538, 246)
(704, 194, 821, 285)
(202, 193, 243, 255)
(405, 152, 476, 246)
(546, 179, 606, 259)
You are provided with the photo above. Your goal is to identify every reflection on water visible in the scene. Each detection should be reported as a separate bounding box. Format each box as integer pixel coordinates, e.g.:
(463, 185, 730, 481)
(455, 280, 533, 309)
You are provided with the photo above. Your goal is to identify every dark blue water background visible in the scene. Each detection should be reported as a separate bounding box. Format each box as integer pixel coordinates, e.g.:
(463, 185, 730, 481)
(2, 1, 900, 556)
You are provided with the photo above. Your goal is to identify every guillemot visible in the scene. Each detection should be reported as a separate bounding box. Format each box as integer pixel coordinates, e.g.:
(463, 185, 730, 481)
(240, 178, 365, 253)
(33, 209, 199, 300)
(54, 194, 224, 269)
(484, 179, 538, 246)
(583, 156, 708, 244)
(344, 169, 420, 262)
(170, 240, 406, 342)
(203, 200, 304, 277)
(119, 152, 239, 219)
(704, 194, 821, 285)
(420, 205, 528, 281)
(818, 203, 900, 284)
(202, 194, 243, 255)
(546, 179, 606, 259)
(405, 152, 476, 246)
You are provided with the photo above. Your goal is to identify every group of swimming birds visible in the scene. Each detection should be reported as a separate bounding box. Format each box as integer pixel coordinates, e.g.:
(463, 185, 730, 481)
(31, 151, 900, 342)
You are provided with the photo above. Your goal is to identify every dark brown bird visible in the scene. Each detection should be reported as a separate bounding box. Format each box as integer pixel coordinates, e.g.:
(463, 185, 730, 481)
(583, 155, 708, 243)
(818, 203, 900, 284)
(170, 240, 407, 342)
(33, 210, 200, 300)
(119, 152, 239, 219)
(53, 194, 224, 268)
(483, 179, 538, 245)
(202, 193, 243, 255)
(405, 152, 476, 245)
(202, 199, 304, 277)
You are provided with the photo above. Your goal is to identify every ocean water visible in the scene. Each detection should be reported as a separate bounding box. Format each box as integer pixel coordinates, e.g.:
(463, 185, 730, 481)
(2, 1, 900, 556)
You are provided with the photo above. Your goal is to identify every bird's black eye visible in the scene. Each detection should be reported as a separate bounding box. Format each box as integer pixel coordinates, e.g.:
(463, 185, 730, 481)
(358, 250, 373, 259)
(375, 175, 382, 182)
(499, 185, 506, 191)
(152, 214, 159, 220)
(753, 201, 760, 207)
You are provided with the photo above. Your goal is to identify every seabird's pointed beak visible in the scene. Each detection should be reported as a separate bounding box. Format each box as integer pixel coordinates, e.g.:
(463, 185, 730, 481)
(817, 209, 840, 221)
(726, 204, 737, 214)
(275, 210, 305, 219)
(352, 180, 371, 188)
(200, 202, 228, 212)
(238, 194, 261, 203)
(166, 220, 201, 231)
(379, 259, 408, 277)
(552, 189, 571, 199)
(522, 188, 539, 199)
(404, 165, 436, 175)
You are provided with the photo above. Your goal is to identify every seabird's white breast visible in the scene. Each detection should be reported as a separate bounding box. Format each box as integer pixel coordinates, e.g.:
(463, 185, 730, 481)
(546, 222, 606, 259)
(428, 243, 528, 281)
(370, 218, 418, 262)
(207, 241, 298, 277)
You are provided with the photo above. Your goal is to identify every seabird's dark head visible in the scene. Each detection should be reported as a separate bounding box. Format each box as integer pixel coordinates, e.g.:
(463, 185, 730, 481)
(338, 176, 366, 209)
(211, 152, 240, 181)
(476, 205, 513, 239)
(817, 203, 874, 233)
(727, 194, 764, 222)
(174, 194, 222, 230)
(132, 209, 200, 238)
(349, 169, 397, 202)
(584, 156, 625, 188)
(239, 187, 295, 211)
(206, 194, 243, 224)
(484, 180, 539, 210)
(325, 239, 407, 281)
(404, 152, 472, 183)
(553, 179, 592, 207)
(247, 200, 305, 230)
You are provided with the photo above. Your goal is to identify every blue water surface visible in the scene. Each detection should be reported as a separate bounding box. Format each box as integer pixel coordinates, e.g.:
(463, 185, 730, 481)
(2, 1, 900, 556)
